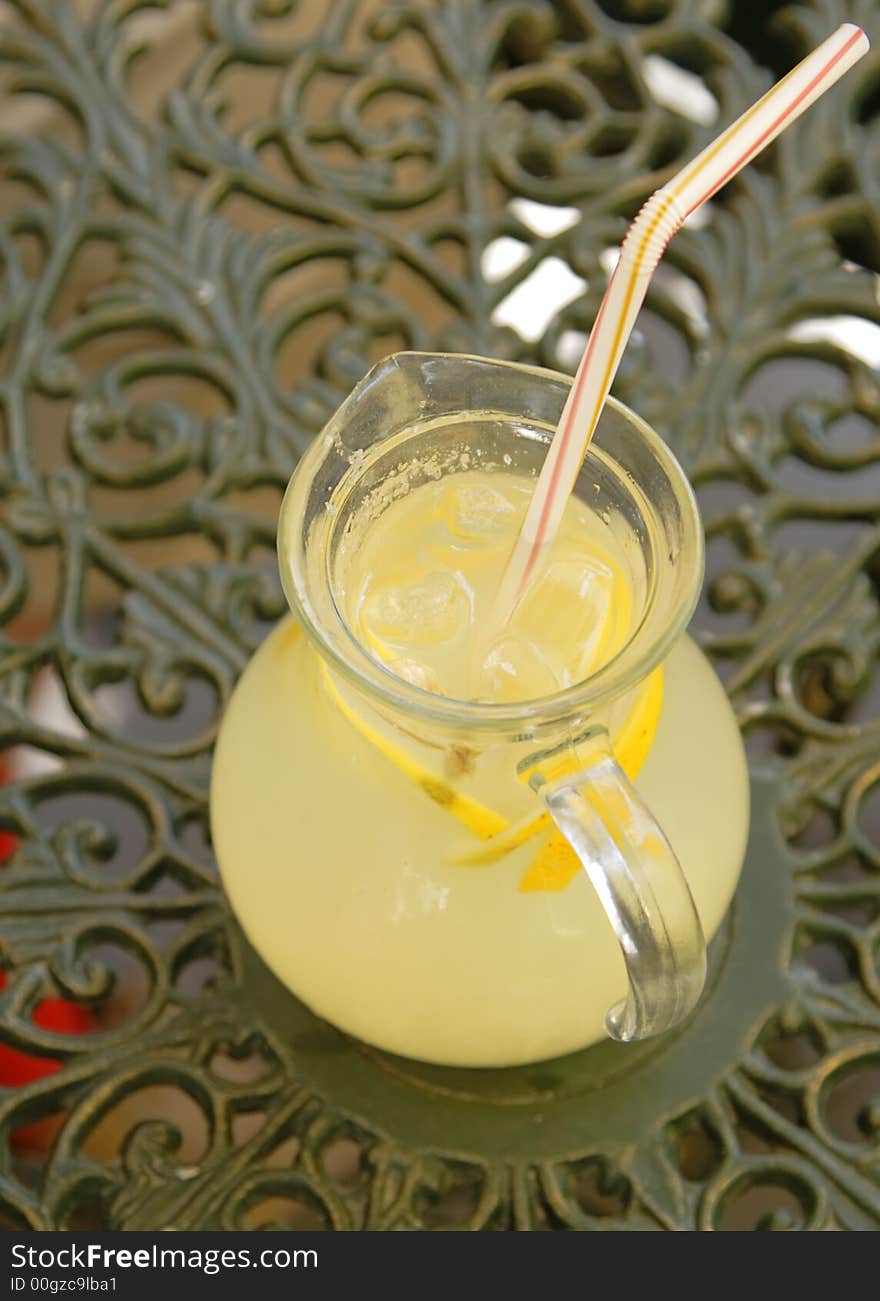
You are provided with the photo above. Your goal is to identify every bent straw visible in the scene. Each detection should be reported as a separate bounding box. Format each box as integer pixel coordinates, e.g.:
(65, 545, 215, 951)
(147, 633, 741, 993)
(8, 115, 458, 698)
(494, 22, 870, 624)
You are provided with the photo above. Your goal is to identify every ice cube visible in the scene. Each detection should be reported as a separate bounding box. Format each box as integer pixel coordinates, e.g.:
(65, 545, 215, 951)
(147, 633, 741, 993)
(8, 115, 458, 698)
(477, 634, 558, 703)
(388, 658, 443, 693)
(444, 482, 517, 545)
(513, 556, 616, 684)
(360, 570, 470, 650)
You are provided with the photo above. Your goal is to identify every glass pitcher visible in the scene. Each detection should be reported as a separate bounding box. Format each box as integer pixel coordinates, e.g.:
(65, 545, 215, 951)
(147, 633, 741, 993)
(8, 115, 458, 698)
(211, 353, 749, 1068)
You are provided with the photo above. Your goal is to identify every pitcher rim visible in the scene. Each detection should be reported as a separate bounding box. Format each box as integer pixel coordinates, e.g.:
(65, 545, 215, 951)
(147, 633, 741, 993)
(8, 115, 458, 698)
(278, 352, 705, 736)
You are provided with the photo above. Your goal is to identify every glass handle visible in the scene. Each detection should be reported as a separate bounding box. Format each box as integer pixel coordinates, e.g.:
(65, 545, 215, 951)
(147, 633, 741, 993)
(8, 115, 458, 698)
(531, 732, 706, 1042)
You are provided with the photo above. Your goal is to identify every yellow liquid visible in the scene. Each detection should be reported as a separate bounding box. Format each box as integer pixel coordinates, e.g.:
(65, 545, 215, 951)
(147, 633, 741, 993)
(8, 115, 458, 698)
(212, 471, 750, 1067)
(342, 471, 633, 703)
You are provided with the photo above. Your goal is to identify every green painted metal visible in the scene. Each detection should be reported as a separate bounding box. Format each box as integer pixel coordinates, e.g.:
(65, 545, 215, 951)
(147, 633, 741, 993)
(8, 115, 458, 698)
(0, 0, 878, 1230)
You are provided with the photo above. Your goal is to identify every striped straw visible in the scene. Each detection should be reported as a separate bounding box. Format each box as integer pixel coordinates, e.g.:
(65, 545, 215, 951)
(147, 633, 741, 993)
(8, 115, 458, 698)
(494, 22, 870, 624)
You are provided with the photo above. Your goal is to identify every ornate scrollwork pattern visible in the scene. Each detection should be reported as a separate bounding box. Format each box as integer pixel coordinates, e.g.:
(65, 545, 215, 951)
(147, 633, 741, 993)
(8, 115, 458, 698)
(0, 0, 878, 1229)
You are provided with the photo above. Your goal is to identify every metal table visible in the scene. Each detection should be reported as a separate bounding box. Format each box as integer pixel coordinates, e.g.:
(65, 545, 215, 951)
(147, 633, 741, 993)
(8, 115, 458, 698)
(0, 0, 878, 1231)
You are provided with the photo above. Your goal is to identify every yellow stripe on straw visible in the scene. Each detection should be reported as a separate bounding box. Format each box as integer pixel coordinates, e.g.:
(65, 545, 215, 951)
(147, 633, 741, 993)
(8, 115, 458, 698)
(492, 23, 869, 628)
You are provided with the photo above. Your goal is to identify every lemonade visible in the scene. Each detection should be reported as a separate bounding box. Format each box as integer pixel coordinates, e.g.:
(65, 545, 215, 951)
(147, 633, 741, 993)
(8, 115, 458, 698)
(211, 353, 750, 1067)
(212, 618, 747, 1066)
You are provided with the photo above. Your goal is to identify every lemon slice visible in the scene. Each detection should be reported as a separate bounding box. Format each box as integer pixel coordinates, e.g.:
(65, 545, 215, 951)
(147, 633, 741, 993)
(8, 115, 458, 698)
(319, 662, 507, 840)
(447, 667, 664, 868)
(518, 669, 664, 892)
(517, 830, 580, 892)
(317, 631, 663, 887)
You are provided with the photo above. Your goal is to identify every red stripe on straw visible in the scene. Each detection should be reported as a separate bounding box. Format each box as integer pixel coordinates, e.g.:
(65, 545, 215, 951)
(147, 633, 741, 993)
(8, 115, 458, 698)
(527, 291, 612, 552)
(688, 26, 864, 213)
(501, 24, 867, 620)
(520, 26, 863, 580)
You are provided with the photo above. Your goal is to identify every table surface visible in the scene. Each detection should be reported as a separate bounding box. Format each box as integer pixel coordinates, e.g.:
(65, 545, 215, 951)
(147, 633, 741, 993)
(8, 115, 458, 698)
(0, 0, 879, 1231)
